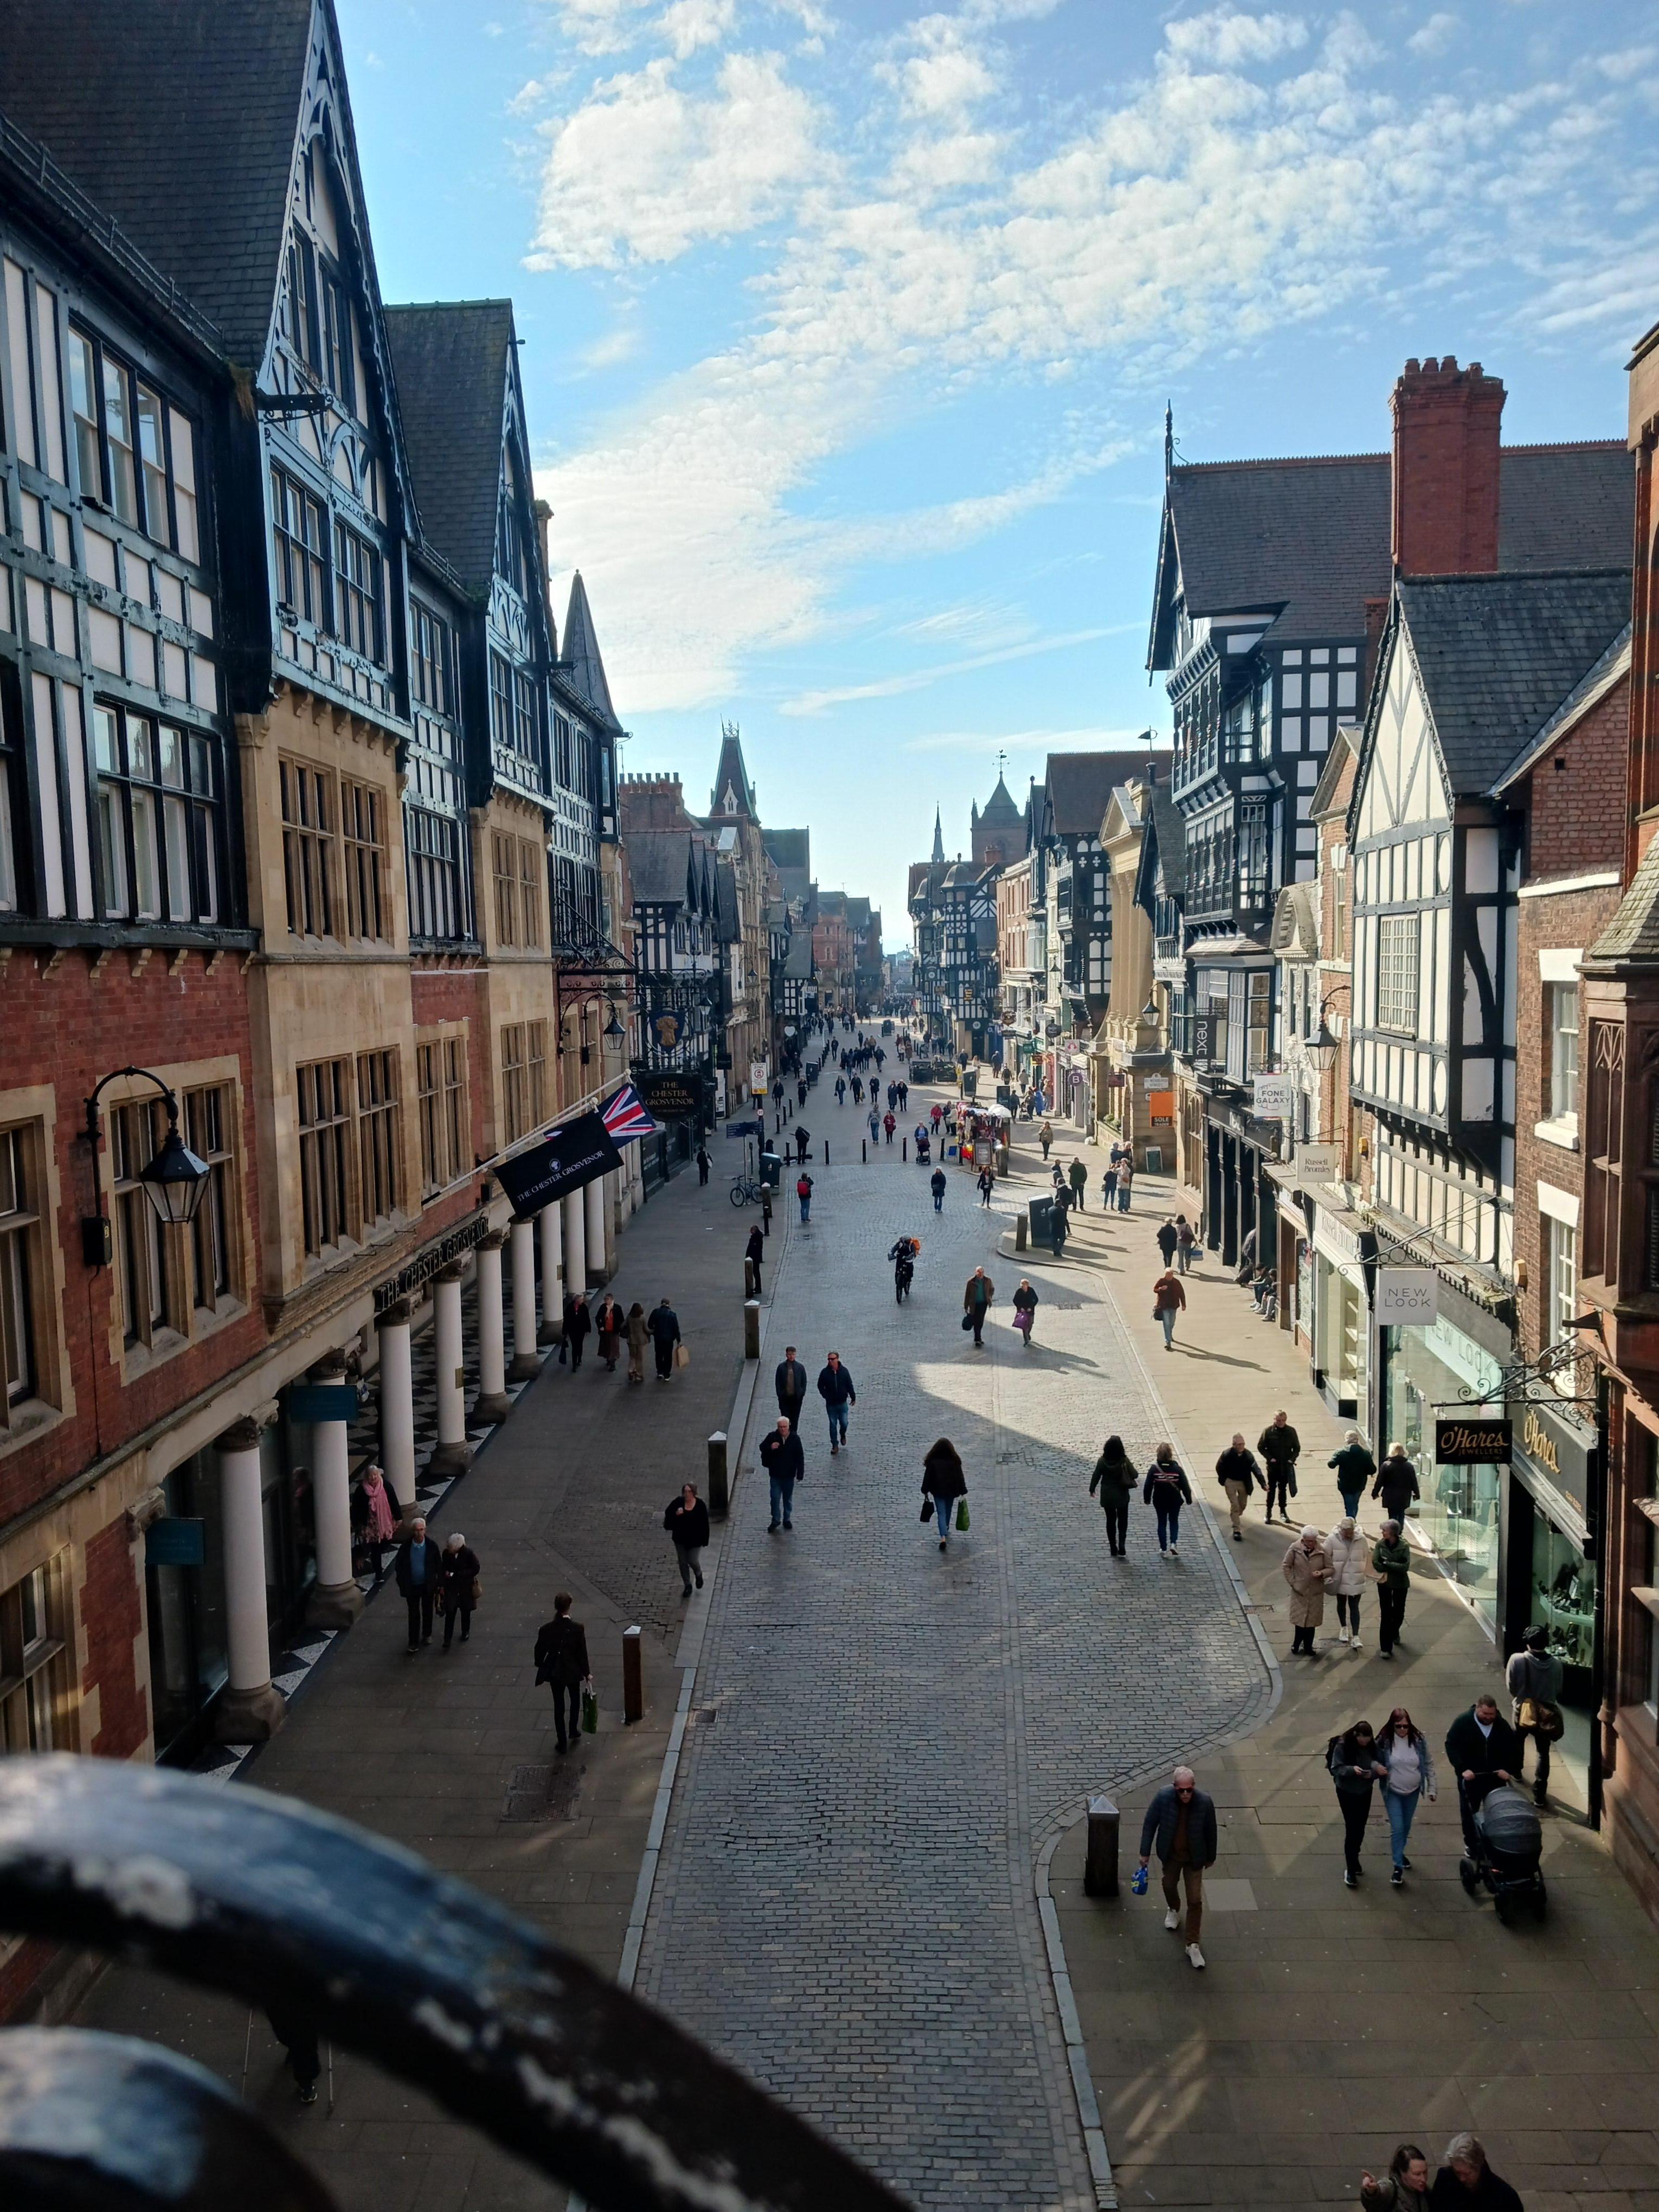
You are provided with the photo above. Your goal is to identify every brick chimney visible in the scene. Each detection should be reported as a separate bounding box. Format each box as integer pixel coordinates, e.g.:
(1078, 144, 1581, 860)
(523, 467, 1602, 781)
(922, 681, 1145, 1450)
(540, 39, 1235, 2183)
(1389, 356, 1506, 576)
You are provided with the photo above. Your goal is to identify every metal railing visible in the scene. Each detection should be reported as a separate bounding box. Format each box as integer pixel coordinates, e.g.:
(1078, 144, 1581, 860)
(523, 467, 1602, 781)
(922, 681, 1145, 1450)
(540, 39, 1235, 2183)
(0, 1757, 910, 2212)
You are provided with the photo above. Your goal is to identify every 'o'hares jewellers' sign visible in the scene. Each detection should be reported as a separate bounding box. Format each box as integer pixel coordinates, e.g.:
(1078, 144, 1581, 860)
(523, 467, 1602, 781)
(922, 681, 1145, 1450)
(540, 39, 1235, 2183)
(1434, 1417, 1512, 1465)
(1506, 1392, 1596, 1516)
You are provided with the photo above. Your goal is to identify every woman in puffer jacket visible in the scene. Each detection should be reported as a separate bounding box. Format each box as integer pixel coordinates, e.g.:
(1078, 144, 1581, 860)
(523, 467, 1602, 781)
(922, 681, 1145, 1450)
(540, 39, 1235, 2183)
(1324, 1515, 1371, 1650)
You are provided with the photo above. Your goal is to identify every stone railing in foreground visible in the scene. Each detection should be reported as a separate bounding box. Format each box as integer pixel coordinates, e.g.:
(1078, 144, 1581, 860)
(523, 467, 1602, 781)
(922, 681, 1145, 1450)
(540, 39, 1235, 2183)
(0, 1757, 911, 2212)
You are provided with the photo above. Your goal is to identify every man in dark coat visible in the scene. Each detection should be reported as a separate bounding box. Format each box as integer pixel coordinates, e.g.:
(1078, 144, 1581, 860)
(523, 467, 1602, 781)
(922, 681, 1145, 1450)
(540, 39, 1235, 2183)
(744, 1223, 766, 1296)
(534, 1592, 590, 1752)
(394, 1516, 442, 1654)
(1156, 1218, 1180, 1266)
(1257, 1411, 1301, 1524)
(1373, 1443, 1422, 1527)
(760, 1416, 805, 1531)
(1429, 2132, 1524, 2212)
(564, 1293, 591, 1371)
(775, 1345, 808, 1432)
(795, 1124, 811, 1163)
(1445, 1695, 1522, 1857)
(647, 1297, 681, 1380)
(817, 1351, 856, 1454)
(930, 1166, 947, 1214)
(664, 1483, 710, 1596)
(1136, 1765, 1218, 1970)
(1213, 1433, 1262, 1541)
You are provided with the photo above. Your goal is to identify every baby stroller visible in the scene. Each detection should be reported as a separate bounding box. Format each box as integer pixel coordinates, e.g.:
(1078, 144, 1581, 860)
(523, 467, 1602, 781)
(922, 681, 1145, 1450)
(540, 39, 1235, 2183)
(1459, 1782, 1546, 1924)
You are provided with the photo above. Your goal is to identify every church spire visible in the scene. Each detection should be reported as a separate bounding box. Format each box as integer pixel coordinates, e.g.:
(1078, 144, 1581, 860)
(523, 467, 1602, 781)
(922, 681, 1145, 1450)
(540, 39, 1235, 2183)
(931, 806, 944, 864)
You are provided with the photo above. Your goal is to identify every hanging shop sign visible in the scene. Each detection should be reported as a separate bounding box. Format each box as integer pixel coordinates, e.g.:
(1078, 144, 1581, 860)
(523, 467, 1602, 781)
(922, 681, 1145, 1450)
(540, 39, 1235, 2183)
(1434, 1417, 1512, 1465)
(639, 1072, 703, 1121)
(1507, 1393, 1595, 1520)
(144, 1517, 205, 1569)
(1252, 1073, 1295, 1119)
(1375, 1269, 1439, 1327)
(1295, 1143, 1340, 1184)
(1189, 1015, 1214, 1060)
(287, 1384, 360, 1425)
(494, 1111, 623, 1220)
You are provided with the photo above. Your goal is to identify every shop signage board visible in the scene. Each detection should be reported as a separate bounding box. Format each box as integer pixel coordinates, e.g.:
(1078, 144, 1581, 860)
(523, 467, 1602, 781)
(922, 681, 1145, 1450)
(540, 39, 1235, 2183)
(1296, 1143, 1340, 1184)
(1508, 1393, 1595, 1519)
(145, 1517, 205, 1568)
(1189, 1015, 1213, 1060)
(287, 1383, 360, 1425)
(639, 1072, 702, 1121)
(1376, 1270, 1438, 1326)
(494, 1111, 623, 1219)
(750, 1061, 769, 1097)
(1435, 1417, 1512, 1465)
(1252, 1073, 1295, 1118)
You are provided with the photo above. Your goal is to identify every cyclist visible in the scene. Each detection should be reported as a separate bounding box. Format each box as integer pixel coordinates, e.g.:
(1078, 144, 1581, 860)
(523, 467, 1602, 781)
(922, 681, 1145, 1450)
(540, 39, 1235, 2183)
(888, 1236, 918, 1302)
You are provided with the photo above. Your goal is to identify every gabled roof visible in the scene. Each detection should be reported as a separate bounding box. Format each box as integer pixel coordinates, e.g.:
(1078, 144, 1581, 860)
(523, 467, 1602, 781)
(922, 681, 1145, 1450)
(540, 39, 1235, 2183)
(1397, 570, 1631, 796)
(383, 301, 514, 596)
(1149, 443, 1630, 671)
(1492, 623, 1631, 795)
(562, 572, 619, 728)
(0, 0, 317, 368)
(711, 728, 756, 821)
(626, 829, 698, 910)
(1308, 723, 1359, 823)
(978, 774, 1023, 826)
(1044, 748, 1163, 836)
(764, 829, 811, 873)
(783, 933, 814, 980)
(1135, 766, 1186, 910)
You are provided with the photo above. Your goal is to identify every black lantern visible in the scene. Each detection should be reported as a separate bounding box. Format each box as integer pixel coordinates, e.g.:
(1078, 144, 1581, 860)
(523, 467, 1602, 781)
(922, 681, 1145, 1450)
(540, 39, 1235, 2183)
(1304, 1014, 1341, 1077)
(603, 1003, 626, 1042)
(82, 1068, 210, 1266)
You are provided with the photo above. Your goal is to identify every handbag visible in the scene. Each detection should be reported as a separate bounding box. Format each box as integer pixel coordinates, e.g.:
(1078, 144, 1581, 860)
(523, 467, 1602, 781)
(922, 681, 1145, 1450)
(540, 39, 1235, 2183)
(921, 1495, 934, 1522)
(471, 1574, 482, 1607)
(674, 1342, 690, 1370)
(961, 1311, 973, 1331)
(1518, 1695, 1564, 1741)
(581, 1678, 599, 1735)
(956, 1498, 969, 1532)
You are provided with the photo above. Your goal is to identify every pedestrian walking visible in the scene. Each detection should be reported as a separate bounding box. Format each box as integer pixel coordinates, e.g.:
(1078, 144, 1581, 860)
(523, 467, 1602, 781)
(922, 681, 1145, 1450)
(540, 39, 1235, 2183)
(625, 1301, 649, 1385)
(564, 1292, 591, 1372)
(1116, 1161, 1133, 1211)
(1373, 1519, 1412, 1657)
(775, 1343, 808, 1432)
(1089, 1434, 1136, 1557)
(795, 1124, 811, 1164)
(1506, 1624, 1564, 1805)
(696, 1143, 711, 1186)
(533, 1593, 589, 1754)
(1372, 1441, 1421, 1527)
(1050, 1197, 1069, 1258)
(1012, 1278, 1038, 1347)
(962, 1266, 994, 1346)
(1102, 1162, 1119, 1209)
(1327, 1718, 1387, 1886)
(668, 1486, 712, 1592)
(977, 1165, 995, 1207)
(1156, 1217, 1179, 1267)
(1329, 1431, 1377, 1520)
(1038, 1120, 1053, 1160)
(930, 1166, 947, 1213)
(883, 1111, 897, 1144)
(796, 1169, 814, 1222)
(1213, 1433, 1262, 1540)
(1361, 2145, 1431, 2212)
(921, 1437, 967, 1551)
(1258, 1411, 1302, 1523)
(1283, 1525, 1329, 1654)
(835, 1075, 846, 1104)
(1431, 2133, 1524, 2211)
(930, 1101, 943, 1131)
(394, 1516, 441, 1654)
(1377, 1706, 1437, 1885)
(867, 1109, 880, 1147)
(817, 1350, 856, 1454)
(760, 1414, 805, 1531)
(1445, 1693, 1522, 1858)
(1175, 1216, 1197, 1272)
(1325, 1515, 1371, 1648)
(1068, 1158, 1088, 1212)
(1143, 1445, 1192, 1555)
(1152, 1265, 1185, 1349)
(897, 1081, 908, 1111)
(594, 1293, 623, 1373)
(353, 1462, 397, 1585)
(266, 2006, 322, 2106)
(439, 1531, 480, 1650)
(798, 1077, 807, 1107)
(647, 1296, 681, 1381)
(1136, 1765, 1216, 1970)
(744, 1222, 766, 1297)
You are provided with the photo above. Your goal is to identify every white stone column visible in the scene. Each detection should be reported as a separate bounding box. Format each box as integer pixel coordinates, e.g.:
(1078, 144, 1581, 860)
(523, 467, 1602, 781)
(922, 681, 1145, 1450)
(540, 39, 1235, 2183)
(564, 1188, 588, 1300)
(510, 1217, 542, 1380)
(537, 1200, 563, 1345)
(214, 1418, 285, 1741)
(473, 1231, 512, 1424)
(377, 1298, 417, 1515)
(584, 1173, 607, 1284)
(428, 1261, 472, 1475)
(306, 1355, 363, 1630)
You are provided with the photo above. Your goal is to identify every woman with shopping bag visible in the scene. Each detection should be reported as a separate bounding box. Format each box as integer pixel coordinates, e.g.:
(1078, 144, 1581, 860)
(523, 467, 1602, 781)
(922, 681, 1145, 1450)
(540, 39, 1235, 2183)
(921, 1438, 968, 1553)
(1012, 1278, 1038, 1347)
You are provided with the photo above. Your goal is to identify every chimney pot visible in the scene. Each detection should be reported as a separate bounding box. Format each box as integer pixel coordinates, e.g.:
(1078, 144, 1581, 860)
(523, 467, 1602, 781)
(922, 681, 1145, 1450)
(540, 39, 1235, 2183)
(1390, 353, 1506, 577)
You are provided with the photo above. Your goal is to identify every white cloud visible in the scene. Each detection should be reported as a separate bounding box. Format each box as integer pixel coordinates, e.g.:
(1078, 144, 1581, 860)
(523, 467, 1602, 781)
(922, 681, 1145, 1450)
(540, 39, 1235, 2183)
(548, 0, 654, 54)
(1163, 9, 1309, 68)
(660, 0, 737, 56)
(528, 50, 822, 268)
(1406, 11, 1459, 57)
(782, 626, 1127, 716)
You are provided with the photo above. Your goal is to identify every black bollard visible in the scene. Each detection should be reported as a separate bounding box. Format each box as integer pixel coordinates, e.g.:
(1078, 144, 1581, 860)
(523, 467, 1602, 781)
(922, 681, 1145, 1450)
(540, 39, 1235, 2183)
(861, 1139, 866, 1163)
(824, 1142, 829, 1164)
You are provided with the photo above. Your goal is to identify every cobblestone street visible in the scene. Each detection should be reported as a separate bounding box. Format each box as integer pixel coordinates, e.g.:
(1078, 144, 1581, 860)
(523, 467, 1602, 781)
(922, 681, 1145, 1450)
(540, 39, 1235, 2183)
(635, 1087, 1269, 2211)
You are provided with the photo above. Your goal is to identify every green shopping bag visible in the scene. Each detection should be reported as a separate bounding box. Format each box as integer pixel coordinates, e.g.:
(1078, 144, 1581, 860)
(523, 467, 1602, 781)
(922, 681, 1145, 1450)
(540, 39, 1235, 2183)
(956, 1499, 969, 1532)
(581, 1679, 599, 1734)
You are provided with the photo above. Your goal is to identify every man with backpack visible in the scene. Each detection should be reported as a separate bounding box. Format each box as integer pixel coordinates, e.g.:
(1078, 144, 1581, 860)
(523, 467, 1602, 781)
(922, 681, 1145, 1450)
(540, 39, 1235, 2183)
(796, 1169, 814, 1222)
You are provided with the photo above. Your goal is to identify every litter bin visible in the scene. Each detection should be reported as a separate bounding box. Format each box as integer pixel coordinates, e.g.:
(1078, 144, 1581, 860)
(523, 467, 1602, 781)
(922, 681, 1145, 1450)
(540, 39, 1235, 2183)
(758, 1150, 783, 1189)
(1028, 1195, 1053, 1246)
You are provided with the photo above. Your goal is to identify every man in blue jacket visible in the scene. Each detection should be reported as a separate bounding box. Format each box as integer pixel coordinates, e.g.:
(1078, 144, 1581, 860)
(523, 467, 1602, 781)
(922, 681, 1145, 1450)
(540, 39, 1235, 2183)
(1137, 1765, 1218, 1971)
(817, 1351, 856, 1456)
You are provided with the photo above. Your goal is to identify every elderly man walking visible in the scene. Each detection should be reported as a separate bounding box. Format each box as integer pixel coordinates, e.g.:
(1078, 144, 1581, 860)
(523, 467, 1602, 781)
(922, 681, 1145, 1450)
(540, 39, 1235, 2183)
(761, 1414, 805, 1532)
(1137, 1764, 1217, 1971)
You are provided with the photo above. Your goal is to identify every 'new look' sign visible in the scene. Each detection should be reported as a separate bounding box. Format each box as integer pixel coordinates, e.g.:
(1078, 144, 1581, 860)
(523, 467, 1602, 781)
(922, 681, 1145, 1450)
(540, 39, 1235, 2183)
(1375, 1269, 1438, 1327)
(494, 1111, 623, 1220)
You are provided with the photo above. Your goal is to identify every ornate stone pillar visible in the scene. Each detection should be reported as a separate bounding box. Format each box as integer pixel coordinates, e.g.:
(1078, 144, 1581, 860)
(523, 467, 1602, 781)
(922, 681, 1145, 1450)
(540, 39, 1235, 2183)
(214, 1418, 285, 1741)
(377, 1298, 417, 1515)
(473, 1231, 512, 1425)
(584, 1173, 607, 1284)
(509, 1217, 541, 1380)
(537, 1200, 563, 1344)
(563, 1188, 587, 1301)
(427, 1261, 472, 1475)
(305, 1353, 363, 1630)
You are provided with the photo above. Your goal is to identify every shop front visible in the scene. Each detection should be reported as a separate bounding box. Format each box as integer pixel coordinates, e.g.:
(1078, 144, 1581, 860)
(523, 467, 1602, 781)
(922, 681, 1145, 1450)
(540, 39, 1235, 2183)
(638, 1068, 710, 1190)
(1202, 1096, 1278, 1271)
(143, 1445, 231, 1766)
(1312, 1208, 1374, 1421)
(1504, 1391, 1600, 1797)
(1377, 1284, 1510, 1636)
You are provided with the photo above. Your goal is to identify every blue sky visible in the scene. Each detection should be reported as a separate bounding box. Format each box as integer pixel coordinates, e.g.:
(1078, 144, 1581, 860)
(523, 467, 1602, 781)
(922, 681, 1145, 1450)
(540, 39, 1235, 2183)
(341, 1, 1658, 945)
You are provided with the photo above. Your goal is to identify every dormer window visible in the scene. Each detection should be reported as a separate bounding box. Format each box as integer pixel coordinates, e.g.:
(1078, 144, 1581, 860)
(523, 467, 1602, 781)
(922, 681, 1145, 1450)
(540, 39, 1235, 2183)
(281, 234, 321, 376)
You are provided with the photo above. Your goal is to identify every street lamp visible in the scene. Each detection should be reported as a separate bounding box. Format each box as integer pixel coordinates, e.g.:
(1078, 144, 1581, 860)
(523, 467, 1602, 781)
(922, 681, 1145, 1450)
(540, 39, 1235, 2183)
(1303, 986, 1352, 1078)
(82, 1067, 210, 1266)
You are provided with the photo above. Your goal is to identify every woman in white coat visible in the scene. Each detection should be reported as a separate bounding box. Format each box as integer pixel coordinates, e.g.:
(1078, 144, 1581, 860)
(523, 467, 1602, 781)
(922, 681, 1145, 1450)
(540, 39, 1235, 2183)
(1324, 1515, 1370, 1650)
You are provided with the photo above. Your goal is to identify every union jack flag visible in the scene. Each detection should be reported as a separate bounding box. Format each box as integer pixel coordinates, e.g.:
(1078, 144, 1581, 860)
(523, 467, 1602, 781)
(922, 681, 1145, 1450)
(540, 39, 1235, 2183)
(601, 1082, 657, 1143)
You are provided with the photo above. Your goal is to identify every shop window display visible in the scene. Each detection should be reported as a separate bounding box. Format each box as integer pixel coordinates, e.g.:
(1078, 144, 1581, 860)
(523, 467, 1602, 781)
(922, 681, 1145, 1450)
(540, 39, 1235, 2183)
(1530, 1515, 1594, 1682)
(1384, 1317, 1502, 1630)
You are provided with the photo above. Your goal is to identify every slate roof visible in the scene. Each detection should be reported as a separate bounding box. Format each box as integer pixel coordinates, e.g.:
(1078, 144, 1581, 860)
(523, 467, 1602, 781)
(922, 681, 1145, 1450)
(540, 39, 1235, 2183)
(1045, 748, 1165, 836)
(1492, 623, 1631, 794)
(1308, 723, 1359, 822)
(626, 831, 696, 910)
(1398, 570, 1632, 796)
(783, 933, 815, 980)
(0, 0, 317, 368)
(382, 303, 511, 596)
(562, 573, 618, 728)
(764, 829, 811, 872)
(712, 858, 740, 942)
(711, 730, 757, 820)
(1150, 443, 1630, 670)
(1142, 768, 1186, 899)
(1589, 828, 1659, 966)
